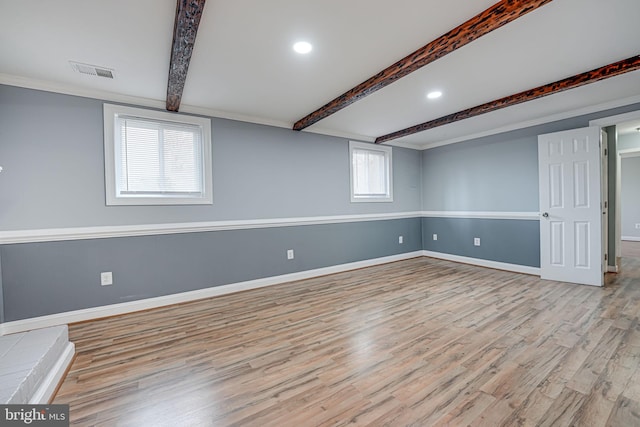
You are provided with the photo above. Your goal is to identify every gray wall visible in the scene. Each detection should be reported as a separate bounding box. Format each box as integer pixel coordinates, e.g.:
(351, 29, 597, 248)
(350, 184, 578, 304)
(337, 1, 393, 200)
(422, 132, 539, 212)
(422, 218, 539, 267)
(1, 218, 421, 321)
(619, 132, 640, 240)
(422, 108, 640, 213)
(619, 132, 640, 151)
(0, 84, 423, 323)
(621, 156, 640, 239)
(3, 82, 640, 323)
(0, 85, 421, 231)
(420, 105, 640, 268)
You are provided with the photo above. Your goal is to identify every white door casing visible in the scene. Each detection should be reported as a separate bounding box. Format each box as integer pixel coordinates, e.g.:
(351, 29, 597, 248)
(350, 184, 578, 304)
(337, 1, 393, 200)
(538, 126, 603, 287)
(600, 130, 608, 272)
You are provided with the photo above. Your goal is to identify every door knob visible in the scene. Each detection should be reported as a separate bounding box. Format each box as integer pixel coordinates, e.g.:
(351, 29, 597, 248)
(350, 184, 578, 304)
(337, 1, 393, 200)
(542, 212, 549, 218)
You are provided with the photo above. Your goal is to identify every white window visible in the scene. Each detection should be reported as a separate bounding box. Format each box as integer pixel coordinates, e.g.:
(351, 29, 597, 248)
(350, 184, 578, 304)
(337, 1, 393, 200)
(103, 104, 212, 205)
(349, 141, 393, 202)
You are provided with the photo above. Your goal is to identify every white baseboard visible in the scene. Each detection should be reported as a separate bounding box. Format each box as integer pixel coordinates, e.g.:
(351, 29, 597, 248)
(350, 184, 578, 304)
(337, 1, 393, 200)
(29, 342, 75, 404)
(607, 265, 619, 273)
(422, 250, 541, 276)
(622, 236, 640, 242)
(0, 251, 422, 335)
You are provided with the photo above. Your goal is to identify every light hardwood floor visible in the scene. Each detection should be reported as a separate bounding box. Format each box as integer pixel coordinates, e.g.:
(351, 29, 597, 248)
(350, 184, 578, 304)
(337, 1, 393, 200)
(54, 256, 640, 426)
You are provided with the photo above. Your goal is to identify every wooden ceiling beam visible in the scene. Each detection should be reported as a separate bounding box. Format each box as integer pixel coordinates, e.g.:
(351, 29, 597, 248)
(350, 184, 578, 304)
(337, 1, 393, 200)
(166, 0, 207, 112)
(375, 55, 640, 144)
(292, 0, 553, 131)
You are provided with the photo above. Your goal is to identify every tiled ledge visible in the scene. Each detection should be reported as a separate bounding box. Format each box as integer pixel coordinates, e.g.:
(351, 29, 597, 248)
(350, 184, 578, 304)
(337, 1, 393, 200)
(0, 325, 75, 404)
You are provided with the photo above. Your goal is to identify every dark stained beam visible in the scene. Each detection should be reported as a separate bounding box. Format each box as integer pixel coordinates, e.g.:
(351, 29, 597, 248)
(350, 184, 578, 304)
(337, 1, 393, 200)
(166, 0, 207, 112)
(293, 0, 553, 131)
(375, 55, 640, 144)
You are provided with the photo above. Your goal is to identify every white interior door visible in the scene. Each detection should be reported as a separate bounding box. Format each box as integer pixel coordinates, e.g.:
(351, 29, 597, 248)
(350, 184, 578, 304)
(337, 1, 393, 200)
(538, 126, 603, 286)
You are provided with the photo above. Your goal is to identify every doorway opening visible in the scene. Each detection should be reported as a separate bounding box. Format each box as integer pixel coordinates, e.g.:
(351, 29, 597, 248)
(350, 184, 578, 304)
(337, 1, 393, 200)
(590, 110, 640, 267)
(620, 149, 640, 259)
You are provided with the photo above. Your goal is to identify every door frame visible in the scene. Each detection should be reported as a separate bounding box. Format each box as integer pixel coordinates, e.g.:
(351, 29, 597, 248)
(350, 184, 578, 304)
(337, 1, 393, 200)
(601, 130, 608, 273)
(590, 109, 640, 272)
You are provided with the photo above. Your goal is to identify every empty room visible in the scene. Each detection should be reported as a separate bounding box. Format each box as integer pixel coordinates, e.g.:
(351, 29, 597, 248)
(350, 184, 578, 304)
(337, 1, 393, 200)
(2, 0, 640, 425)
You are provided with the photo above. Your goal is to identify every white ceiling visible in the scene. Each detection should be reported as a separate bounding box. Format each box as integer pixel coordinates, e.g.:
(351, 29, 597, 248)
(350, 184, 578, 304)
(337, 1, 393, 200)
(1, 0, 639, 149)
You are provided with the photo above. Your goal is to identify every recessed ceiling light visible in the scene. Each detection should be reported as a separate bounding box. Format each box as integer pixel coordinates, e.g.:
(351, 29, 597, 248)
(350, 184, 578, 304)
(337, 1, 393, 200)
(427, 91, 443, 100)
(293, 41, 313, 54)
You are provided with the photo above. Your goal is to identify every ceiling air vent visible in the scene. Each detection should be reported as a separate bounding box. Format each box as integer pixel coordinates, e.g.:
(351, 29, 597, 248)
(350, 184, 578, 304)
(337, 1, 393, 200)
(69, 61, 115, 79)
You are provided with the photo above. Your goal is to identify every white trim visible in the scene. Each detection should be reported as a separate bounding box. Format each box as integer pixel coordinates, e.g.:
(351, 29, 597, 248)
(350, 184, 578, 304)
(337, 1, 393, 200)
(103, 103, 213, 206)
(0, 211, 543, 244)
(607, 265, 619, 273)
(622, 236, 640, 242)
(619, 148, 640, 159)
(589, 109, 640, 128)
(0, 212, 422, 244)
(3, 73, 640, 151)
(29, 342, 75, 404)
(304, 126, 376, 143)
(0, 251, 422, 335)
(349, 141, 393, 203)
(422, 250, 540, 276)
(0, 73, 294, 131)
(419, 95, 640, 150)
(421, 211, 540, 220)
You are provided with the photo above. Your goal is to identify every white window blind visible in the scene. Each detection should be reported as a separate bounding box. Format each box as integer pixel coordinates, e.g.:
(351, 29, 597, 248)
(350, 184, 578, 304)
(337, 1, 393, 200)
(104, 104, 212, 205)
(349, 141, 393, 202)
(352, 148, 388, 196)
(116, 117, 203, 195)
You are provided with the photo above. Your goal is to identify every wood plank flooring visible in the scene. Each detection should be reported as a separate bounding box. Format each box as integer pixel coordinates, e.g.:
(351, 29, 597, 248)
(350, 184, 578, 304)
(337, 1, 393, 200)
(53, 256, 640, 426)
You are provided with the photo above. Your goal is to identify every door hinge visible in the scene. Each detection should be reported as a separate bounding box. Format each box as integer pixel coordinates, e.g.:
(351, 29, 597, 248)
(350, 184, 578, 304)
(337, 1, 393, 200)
(605, 148, 608, 156)
(605, 253, 608, 261)
(604, 201, 608, 209)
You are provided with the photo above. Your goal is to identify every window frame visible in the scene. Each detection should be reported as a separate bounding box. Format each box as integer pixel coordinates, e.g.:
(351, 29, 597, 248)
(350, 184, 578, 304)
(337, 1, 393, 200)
(103, 103, 213, 206)
(349, 141, 393, 203)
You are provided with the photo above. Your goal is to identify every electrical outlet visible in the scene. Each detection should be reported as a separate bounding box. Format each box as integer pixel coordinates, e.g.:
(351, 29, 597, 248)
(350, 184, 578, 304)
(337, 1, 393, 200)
(433, 234, 438, 241)
(100, 271, 113, 286)
(636, 223, 640, 229)
(474, 238, 481, 246)
(287, 249, 294, 260)
(398, 235, 404, 244)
